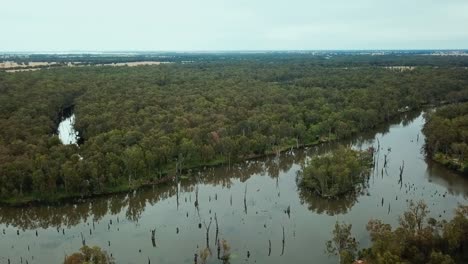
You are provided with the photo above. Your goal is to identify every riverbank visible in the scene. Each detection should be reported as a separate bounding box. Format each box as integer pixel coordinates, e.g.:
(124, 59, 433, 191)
(431, 153, 467, 175)
(0, 134, 335, 206)
(2, 110, 466, 264)
(0, 108, 425, 206)
(422, 102, 468, 177)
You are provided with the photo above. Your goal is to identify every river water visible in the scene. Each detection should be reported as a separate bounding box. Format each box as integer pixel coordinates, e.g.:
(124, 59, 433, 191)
(1, 111, 467, 264)
(57, 113, 79, 145)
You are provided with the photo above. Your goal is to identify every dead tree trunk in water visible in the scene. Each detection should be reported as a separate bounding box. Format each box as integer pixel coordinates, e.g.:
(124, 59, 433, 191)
(80, 232, 85, 246)
(176, 182, 180, 210)
(194, 185, 199, 210)
(151, 229, 156, 247)
(215, 214, 219, 246)
(244, 184, 248, 214)
(285, 205, 291, 219)
(204, 218, 213, 249)
(398, 160, 404, 185)
(268, 239, 272, 256)
(281, 226, 285, 256)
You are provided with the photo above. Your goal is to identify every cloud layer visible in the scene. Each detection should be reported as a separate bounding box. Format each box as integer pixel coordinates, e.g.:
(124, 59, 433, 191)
(1, 0, 467, 51)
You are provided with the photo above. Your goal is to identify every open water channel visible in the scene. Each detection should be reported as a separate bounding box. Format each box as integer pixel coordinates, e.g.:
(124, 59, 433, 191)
(0, 110, 467, 263)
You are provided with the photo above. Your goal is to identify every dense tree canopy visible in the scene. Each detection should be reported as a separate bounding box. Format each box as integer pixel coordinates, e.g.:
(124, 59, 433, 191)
(299, 146, 372, 198)
(1, 55, 467, 203)
(423, 103, 468, 174)
(3, 52, 468, 68)
(326, 221, 358, 264)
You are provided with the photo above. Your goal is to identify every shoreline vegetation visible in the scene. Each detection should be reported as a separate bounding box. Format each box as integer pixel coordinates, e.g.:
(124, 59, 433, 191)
(0, 106, 438, 207)
(1, 55, 468, 206)
(0, 131, 335, 206)
(0, 106, 421, 206)
(299, 146, 373, 199)
(328, 201, 468, 264)
(423, 102, 468, 175)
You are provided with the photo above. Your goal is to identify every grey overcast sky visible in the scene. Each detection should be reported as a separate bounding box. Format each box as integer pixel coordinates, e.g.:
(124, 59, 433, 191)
(1, 0, 468, 51)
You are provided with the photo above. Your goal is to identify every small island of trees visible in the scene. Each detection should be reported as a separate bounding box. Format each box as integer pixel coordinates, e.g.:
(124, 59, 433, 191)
(299, 146, 373, 198)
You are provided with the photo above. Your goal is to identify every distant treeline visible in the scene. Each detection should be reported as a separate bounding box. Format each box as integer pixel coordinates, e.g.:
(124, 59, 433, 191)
(0, 58, 467, 203)
(2, 52, 468, 67)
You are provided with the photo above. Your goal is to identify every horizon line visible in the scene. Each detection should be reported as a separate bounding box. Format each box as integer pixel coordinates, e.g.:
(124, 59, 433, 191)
(1, 49, 468, 54)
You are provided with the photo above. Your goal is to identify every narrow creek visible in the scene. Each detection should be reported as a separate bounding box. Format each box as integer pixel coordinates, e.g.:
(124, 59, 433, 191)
(0, 110, 467, 264)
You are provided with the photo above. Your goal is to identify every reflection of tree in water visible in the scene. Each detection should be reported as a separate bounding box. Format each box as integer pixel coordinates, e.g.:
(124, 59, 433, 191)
(126, 191, 147, 222)
(0, 183, 180, 229)
(426, 158, 468, 198)
(90, 199, 109, 221)
(298, 188, 360, 216)
(400, 110, 422, 127)
(0, 202, 95, 229)
(348, 110, 422, 147)
(199, 149, 305, 186)
(109, 195, 127, 215)
(264, 150, 304, 179)
(1, 112, 412, 229)
(0, 150, 306, 230)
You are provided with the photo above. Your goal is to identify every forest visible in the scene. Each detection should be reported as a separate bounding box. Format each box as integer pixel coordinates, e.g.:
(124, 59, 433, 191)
(423, 102, 468, 174)
(3, 52, 468, 69)
(1, 55, 468, 204)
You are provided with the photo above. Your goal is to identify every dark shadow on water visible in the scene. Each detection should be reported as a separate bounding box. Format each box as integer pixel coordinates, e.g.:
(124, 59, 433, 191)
(298, 189, 362, 216)
(426, 158, 468, 198)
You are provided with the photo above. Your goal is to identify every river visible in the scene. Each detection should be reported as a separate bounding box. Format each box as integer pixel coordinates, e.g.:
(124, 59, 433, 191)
(1, 111, 467, 264)
(57, 108, 79, 145)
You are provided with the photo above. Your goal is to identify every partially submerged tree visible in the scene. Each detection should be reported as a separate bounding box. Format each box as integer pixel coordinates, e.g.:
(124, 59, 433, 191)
(64, 245, 114, 264)
(199, 239, 231, 264)
(326, 221, 358, 264)
(219, 239, 231, 263)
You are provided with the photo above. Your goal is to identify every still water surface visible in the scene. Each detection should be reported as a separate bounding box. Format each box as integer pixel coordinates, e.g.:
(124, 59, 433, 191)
(1, 111, 467, 264)
(57, 113, 79, 145)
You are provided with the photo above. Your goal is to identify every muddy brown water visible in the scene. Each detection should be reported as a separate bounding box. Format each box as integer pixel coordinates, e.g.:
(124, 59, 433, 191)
(1, 111, 467, 263)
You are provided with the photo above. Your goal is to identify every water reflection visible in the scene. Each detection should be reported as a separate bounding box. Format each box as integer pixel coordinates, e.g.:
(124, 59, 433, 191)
(1, 110, 468, 264)
(426, 159, 468, 197)
(0, 110, 458, 229)
(299, 190, 360, 216)
(58, 113, 79, 145)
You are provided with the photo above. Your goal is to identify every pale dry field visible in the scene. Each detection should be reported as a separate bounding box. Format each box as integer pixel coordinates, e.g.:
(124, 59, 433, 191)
(1, 61, 169, 73)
